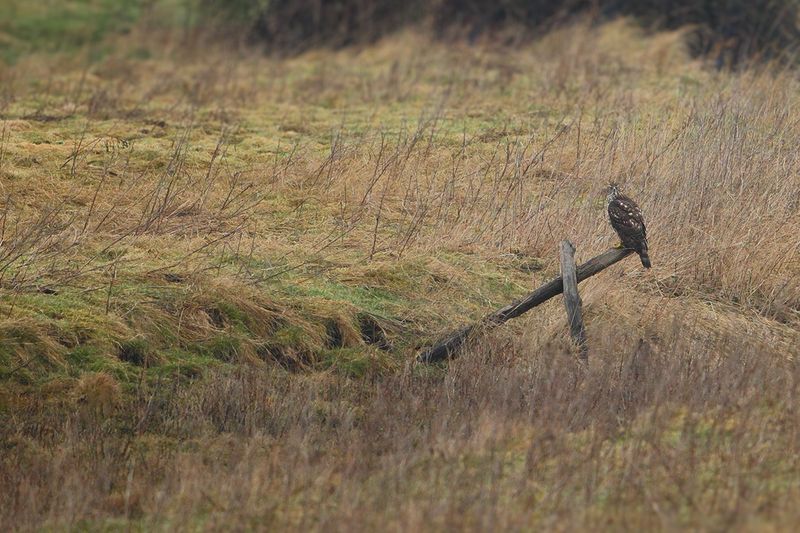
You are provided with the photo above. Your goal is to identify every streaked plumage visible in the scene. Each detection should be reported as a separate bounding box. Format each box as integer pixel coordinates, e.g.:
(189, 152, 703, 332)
(606, 184, 651, 268)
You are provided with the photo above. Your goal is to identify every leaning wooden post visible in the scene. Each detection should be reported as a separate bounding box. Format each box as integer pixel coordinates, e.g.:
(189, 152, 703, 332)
(417, 247, 634, 363)
(559, 241, 588, 361)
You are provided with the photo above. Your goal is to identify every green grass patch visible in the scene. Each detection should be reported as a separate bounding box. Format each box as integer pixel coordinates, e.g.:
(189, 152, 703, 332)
(0, 0, 143, 63)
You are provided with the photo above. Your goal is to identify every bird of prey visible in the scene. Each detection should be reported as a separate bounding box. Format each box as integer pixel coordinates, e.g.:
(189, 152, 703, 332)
(606, 184, 651, 268)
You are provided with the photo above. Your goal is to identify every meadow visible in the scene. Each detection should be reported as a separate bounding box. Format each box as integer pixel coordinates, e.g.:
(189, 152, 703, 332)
(1, 6, 800, 530)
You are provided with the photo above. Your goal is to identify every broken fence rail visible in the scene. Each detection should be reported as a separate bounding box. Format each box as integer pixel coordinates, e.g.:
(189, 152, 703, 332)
(416, 246, 634, 363)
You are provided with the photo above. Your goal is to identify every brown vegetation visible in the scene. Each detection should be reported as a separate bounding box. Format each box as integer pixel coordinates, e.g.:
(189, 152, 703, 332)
(4, 328, 800, 530)
(1, 18, 799, 530)
(204, 0, 800, 66)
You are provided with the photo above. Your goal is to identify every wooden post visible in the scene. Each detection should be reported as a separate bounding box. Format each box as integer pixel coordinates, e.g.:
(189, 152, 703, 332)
(559, 241, 588, 361)
(417, 246, 634, 363)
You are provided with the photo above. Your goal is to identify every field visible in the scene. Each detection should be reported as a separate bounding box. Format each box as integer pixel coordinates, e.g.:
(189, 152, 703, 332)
(1, 6, 800, 531)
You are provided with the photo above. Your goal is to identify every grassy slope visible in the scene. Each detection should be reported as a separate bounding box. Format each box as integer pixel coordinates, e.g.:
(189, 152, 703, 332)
(1, 11, 800, 531)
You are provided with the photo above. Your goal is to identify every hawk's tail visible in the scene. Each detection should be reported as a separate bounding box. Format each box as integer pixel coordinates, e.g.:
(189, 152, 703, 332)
(639, 243, 651, 269)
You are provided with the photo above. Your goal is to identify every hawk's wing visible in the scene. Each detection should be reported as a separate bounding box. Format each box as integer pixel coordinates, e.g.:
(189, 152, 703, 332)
(608, 195, 646, 239)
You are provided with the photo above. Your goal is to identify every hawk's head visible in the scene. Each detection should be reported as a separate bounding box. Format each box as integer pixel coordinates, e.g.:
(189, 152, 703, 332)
(606, 183, 621, 203)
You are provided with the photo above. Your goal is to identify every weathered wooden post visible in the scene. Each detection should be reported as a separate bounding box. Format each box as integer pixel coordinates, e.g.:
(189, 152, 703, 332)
(559, 241, 588, 361)
(417, 246, 634, 363)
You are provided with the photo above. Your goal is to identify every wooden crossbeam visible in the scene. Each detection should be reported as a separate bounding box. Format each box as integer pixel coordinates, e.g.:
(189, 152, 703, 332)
(416, 246, 634, 363)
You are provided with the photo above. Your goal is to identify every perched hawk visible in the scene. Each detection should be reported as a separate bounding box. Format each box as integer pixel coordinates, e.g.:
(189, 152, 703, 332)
(606, 184, 651, 268)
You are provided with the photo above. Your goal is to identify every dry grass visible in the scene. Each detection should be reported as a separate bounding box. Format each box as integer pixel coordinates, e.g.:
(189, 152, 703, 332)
(0, 19, 799, 531)
(4, 331, 800, 530)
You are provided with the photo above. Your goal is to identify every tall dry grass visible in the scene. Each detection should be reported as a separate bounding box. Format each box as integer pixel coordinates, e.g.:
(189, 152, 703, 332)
(3, 327, 800, 530)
